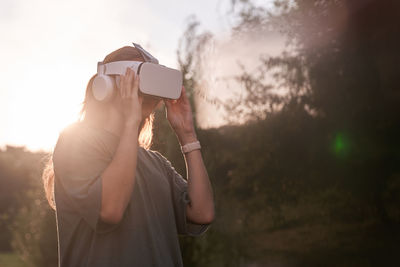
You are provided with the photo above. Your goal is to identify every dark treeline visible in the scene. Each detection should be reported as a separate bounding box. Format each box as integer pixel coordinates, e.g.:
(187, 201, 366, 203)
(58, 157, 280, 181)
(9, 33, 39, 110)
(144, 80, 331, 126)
(1, 0, 399, 266)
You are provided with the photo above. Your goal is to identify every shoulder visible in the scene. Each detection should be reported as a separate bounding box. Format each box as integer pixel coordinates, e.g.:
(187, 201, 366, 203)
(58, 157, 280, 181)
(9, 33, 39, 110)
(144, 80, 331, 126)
(139, 148, 178, 172)
(53, 122, 106, 166)
(58, 121, 102, 142)
(55, 122, 90, 153)
(139, 147, 168, 165)
(57, 122, 88, 144)
(140, 148, 182, 178)
(55, 122, 118, 152)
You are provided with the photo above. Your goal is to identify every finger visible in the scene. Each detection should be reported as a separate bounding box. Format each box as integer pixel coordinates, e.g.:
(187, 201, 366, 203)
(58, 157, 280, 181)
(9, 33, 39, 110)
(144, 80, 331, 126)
(126, 72, 133, 98)
(126, 68, 134, 97)
(181, 86, 189, 102)
(175, 86, 185, 103)
(119, 75, 124, 97)
(164, 99, 171, 108)
(129, 73, 138, 98)
(121, 74, 126, 98)
(167, 99, 178, 106)
(133, 74, 140, 96)
(122, 67, 130, 98)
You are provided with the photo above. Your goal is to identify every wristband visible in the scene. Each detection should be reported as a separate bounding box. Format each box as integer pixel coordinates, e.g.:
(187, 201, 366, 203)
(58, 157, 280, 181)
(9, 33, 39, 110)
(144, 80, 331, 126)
(181, 140, 201, 154)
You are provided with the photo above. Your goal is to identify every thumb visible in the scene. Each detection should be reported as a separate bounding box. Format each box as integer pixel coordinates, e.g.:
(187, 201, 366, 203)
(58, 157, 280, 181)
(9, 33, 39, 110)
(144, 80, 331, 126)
(164, 99, 177, 108)
(164, 99, 171, 108)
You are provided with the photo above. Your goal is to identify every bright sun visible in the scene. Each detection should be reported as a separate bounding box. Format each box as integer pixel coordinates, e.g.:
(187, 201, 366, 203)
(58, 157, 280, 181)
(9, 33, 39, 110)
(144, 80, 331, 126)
(2, 62, 88, 152)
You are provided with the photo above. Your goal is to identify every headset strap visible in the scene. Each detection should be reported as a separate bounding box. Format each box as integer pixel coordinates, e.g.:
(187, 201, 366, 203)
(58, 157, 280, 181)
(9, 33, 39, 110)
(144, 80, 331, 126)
(132, 42, 159, 64)
(97, 61, 143, 75)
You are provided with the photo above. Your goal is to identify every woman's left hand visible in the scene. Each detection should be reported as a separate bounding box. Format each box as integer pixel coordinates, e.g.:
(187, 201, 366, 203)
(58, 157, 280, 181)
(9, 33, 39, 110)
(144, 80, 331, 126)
(164, 86, 198, 145)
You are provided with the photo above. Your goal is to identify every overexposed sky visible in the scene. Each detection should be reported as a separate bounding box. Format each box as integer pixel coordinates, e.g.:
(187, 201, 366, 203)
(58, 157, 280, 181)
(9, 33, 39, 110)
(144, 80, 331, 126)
(0, 0, 232, 151)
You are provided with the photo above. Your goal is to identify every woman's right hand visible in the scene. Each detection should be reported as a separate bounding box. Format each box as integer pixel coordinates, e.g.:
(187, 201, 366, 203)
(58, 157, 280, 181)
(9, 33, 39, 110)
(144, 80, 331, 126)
(119, 67, 143, 126)
(101, 67, 143, 225)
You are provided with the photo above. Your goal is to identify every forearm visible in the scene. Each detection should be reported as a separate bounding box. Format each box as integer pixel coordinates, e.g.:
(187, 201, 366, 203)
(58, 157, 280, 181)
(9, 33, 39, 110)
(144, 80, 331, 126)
(180, 134, 215, 224)
(100, 122, 140, 224)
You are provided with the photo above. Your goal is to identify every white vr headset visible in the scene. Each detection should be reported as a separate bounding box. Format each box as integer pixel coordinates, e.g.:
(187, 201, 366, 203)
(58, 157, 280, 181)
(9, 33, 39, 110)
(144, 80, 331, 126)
(92, 43, 183, 101)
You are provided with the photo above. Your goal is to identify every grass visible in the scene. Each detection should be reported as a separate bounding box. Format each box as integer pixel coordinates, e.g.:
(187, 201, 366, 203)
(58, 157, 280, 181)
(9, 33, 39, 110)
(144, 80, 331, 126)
(0, 252, 27, 267)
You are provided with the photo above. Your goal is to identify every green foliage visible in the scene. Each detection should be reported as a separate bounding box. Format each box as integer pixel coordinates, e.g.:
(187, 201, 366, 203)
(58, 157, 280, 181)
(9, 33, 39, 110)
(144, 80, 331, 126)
(10, 189, 57, 267)
(0, 252, 27, 267)
(168, 0, 400, 265)
(0, 146, 46, 252)
(1, 1, 400, 266)
(0, 146, 57, 267)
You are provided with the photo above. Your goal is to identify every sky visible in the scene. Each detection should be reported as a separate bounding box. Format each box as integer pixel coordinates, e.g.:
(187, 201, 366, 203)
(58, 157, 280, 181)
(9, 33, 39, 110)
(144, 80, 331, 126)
(0, 0, 234, 151)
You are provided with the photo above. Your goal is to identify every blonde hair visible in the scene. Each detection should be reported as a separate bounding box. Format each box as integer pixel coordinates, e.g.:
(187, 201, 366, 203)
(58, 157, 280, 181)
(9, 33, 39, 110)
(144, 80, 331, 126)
(43, 46, 154, 210)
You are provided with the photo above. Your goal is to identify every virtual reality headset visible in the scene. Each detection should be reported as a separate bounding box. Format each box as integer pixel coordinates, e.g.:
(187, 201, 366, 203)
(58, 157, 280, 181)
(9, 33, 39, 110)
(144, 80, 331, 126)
(92, 43, 183, 102)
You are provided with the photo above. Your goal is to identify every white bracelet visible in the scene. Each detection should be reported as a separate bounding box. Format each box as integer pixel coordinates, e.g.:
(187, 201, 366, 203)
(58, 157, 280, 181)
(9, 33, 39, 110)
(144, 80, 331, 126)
(181, 140, 201, 154)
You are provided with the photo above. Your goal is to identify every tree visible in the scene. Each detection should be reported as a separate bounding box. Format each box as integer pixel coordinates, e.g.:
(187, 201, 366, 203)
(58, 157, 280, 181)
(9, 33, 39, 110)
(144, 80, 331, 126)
(175, 0, 400, 265)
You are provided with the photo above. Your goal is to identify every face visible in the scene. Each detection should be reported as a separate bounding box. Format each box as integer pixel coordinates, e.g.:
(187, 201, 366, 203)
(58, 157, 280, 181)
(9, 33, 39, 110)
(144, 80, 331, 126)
(140, 94, 162, 120)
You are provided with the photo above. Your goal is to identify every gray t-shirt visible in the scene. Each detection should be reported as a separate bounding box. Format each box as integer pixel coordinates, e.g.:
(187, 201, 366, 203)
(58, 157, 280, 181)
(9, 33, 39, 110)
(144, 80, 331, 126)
(52, 122, 210, 267)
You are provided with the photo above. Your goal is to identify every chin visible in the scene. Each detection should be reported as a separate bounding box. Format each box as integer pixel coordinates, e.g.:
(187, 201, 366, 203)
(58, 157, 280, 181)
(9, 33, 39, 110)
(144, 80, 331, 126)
(142, 98, 161, 118)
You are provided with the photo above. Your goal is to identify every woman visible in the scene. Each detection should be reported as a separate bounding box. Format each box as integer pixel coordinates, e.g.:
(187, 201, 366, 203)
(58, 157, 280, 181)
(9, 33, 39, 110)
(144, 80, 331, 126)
(42, 45, 215, 267)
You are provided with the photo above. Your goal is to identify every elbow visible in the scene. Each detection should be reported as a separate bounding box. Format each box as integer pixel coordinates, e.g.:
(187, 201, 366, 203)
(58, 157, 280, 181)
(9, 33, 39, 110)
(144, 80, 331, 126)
(187, 204, 215, 224)
(204, 208, 215, 224)
(193, 206, 216, 224)
(202, 213, 215, 224)
(100, 206, 124, 225)
(100, 194, 130, 225)
(203, 201, 216, 224)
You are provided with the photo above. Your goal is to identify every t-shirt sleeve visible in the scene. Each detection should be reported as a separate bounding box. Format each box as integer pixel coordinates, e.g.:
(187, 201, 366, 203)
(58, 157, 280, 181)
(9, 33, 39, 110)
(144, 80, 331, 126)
(155, 151, 211, 236)
(52, 128, 111, 232)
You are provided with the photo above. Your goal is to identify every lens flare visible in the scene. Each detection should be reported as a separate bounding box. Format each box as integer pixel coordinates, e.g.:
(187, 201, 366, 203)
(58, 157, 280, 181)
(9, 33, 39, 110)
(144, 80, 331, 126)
(333, 132, 350, 157)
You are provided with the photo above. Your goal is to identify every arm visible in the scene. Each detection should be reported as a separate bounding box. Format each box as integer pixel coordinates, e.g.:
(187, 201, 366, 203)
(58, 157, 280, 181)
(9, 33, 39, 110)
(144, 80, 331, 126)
(100, 67, 143, 224)
(100, 123, 140, 224)
(164, 86, 215, 225)
(180, 133, 215, 224)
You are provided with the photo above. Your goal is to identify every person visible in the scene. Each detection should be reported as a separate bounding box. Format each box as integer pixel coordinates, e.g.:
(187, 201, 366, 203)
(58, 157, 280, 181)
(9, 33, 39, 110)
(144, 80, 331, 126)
(42, 45, 215, 267)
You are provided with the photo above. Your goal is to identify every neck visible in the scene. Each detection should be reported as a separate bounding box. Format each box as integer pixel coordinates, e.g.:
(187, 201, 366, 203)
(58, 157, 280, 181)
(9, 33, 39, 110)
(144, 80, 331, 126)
(83, 104, 143, 138)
